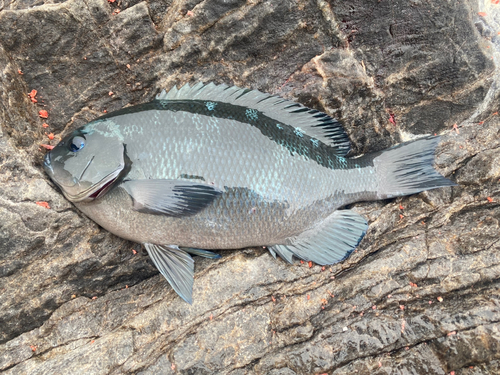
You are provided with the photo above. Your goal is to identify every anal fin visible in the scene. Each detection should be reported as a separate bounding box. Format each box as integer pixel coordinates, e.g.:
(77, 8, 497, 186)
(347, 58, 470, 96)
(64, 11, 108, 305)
(144, 243, 194, 304)
(269, 209, 368, 265)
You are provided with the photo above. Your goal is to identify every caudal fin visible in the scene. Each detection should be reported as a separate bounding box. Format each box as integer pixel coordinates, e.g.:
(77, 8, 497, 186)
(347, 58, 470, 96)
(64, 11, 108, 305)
(374, 136, 456, 199)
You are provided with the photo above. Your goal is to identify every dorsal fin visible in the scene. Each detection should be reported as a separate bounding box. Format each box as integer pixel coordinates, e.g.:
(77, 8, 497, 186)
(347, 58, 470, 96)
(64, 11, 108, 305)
(156, 82, 351, 156)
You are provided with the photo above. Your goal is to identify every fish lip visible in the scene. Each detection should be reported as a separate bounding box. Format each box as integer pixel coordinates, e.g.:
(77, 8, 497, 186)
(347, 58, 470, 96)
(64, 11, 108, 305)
(63, 168, 123, 203)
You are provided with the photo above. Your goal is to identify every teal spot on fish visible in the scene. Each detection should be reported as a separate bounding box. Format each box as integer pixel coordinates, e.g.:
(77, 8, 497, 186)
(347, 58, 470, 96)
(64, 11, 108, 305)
(294, 128, 304, 138)
(311, 138, 319, 147)
(276, 123, 283, 130)
(205, 101, 217, 111)
(337, 156, 348, 167)
(246, 108, 258, 121)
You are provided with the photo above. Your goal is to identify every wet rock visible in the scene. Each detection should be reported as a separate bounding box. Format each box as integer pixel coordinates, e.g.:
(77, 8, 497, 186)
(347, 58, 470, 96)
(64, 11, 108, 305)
(0, 0, 499, 374)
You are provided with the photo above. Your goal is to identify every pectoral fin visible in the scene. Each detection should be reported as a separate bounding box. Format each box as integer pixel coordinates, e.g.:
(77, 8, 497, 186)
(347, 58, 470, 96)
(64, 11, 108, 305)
(269, 209, 368, 265)
(144, 243, 194, 304)
(122, 179, 221, 217)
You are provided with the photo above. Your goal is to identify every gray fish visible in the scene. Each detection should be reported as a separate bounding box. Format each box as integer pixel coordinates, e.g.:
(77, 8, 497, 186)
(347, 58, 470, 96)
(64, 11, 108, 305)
(43, 82, 455, 303)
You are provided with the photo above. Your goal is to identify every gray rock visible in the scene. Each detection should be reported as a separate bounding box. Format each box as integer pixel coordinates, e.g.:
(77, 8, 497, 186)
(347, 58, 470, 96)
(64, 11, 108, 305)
(0, 0, 499, 374)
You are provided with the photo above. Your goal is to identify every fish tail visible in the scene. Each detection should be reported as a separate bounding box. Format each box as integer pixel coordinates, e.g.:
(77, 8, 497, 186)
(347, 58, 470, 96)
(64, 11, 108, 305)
(374, 136, 456, 199)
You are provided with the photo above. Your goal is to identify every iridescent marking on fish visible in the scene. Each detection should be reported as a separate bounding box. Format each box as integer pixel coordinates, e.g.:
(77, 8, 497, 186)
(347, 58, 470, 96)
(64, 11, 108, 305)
(294, 128, 304, 138)
(205, 102, 217, 111)
(245, 108, 259, 121)
(337, 156, 348, 167)
(311, 138, 319, 147)
(276, 123, 283, 130)
(122, 123, 144, 137)
(328, 158, 335, 169)
(86, 120, 124, 142)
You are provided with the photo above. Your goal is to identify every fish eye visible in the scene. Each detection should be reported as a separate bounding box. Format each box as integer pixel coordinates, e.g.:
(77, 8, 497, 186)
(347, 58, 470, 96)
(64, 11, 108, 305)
(69, 135, 86, 152)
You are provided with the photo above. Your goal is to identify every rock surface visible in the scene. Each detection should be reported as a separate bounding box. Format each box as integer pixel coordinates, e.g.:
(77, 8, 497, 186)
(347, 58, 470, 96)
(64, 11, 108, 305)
(0, 0, 499, 374)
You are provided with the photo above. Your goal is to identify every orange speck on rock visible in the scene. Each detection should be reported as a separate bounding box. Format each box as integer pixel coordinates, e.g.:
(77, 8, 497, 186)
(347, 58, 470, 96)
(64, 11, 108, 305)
(40, 144, 54, 150)
(271, 296, 276, 302)
(45, 132, 54, 140)
(437, 296, 443, 302)
(399, 204, 404, 210)
(400, 305, 405, 310)
(108, 0, 116, 2)
(90, 340, 95, 344)
(126, 64, 131, 69)
(92, 296, 97, 300)
(389, 113, 396, 125)
(399, 214, 404, 220)
(478, 121, 484, 125)
(186, 10, 194, 16)
(28, 89, 38, 103)
(493, 112, 498, 115)
(453, 123, 459, 134)
(39, 110, 49, 119)
(42, 123, 49, 128)
(132, 249, 137, 255)
(300, 260, 304, 264)
(308, 261, 313, 268)
(108, 91, 114, 96)
(30, 345, 37, 352)
(448, 331, 457, 336)
(171, 363, 176, 371)
(103, 109, 107, 113)
(36, 201, 50, 209)
(478, 12, 487, 16)
(18, 69, 23, 74)
(487, 197, 493, 203)
(372, 305, 377, 310)
(307, 294, 310, 300)
(409, 282, 418, 288)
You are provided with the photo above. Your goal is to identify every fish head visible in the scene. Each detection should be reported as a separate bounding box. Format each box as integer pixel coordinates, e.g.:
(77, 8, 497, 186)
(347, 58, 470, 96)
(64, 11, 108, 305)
(43, 119, 129, 202)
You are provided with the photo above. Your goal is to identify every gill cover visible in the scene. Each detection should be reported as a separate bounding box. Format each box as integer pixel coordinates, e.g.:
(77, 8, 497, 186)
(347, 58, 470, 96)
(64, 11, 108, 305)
(43, 119, 128, 202)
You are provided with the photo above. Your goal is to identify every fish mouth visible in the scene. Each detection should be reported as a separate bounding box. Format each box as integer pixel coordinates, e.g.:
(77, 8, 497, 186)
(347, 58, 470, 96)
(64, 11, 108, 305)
(64, 168, 123, 203)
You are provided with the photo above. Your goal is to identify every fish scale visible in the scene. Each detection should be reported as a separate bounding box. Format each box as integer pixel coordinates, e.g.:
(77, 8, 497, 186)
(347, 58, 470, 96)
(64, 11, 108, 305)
(43, 82, 456, 303)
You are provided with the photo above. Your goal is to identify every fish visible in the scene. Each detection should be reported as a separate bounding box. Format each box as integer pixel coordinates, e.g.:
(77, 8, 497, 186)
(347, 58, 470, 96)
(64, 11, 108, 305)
(43, 82, 456, 303)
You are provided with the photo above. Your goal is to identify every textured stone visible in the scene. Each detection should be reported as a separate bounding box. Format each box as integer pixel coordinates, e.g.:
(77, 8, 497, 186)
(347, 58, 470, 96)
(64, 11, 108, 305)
(1, 0, 499, 374)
